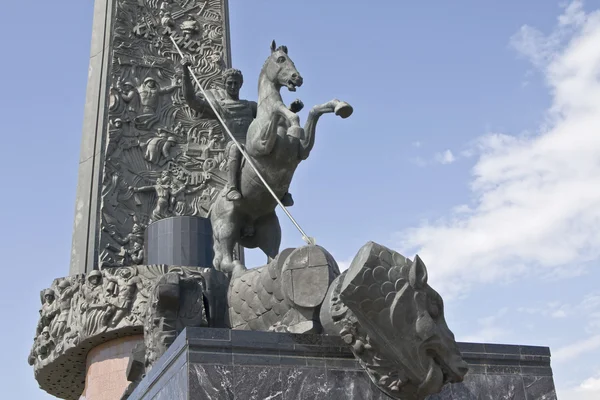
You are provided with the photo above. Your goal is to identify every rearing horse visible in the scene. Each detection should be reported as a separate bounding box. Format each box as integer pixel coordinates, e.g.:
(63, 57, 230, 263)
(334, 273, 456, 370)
(210, 40, 352, 276)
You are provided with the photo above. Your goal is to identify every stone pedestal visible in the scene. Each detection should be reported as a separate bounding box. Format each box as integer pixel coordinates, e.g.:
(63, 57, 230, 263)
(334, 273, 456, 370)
(146, 216, 214, 266)
(81, 335, 143, 400)
(127, 328, 557, 400)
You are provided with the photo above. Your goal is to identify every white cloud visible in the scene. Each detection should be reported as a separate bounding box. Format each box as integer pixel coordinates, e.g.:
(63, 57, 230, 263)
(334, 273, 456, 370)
(460, 308, 512, 343)
(559, 371, 600, 400)
(579, 373, 600, 391)
(553, 334, 600, 363)
(396, 1, 600, 297)
(434, 149, 456, 165)
(517, 300, 572, 318)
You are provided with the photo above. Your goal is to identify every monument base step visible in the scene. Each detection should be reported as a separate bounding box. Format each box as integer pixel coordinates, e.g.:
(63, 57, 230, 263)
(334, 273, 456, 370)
(127, 328, 556, 400)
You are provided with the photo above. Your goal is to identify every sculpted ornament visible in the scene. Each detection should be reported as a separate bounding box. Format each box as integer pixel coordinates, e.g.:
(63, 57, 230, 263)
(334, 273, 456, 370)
(29, 264, 228, 399)
(144, 270, 212, 369)
(227, 242, 468, 400)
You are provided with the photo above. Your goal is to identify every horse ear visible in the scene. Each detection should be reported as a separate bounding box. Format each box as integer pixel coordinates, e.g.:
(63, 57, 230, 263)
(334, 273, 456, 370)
(409, 255, 428, 289)
(281, 45, 288, 54)
(270, 40, 276, 53)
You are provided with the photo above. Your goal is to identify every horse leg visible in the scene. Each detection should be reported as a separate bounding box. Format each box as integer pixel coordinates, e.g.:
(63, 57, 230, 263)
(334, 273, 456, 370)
(211, 202, 245, 276)
(299, 99, 353, 160)
(253, 211, 281, 262)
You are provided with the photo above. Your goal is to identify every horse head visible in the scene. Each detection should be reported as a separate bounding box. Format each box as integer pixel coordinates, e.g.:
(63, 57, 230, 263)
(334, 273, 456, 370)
(324, 242, 468, 400)
(261, 40, 303, 92)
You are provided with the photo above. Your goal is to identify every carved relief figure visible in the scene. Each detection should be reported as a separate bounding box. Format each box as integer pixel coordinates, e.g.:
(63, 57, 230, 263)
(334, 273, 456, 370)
(50, 279, 79, 339)
(36, 289, 58, 336)
(138, 77, 179, 115)
(107, 217, 146, 266)
(180, 15, 200, 40)
(80, 270, 108, 336)
(104, 269, 143, 328)
(169, 173, 209, 215)
(133, 172, 172, 221)
(143, 129, 177, 165)
(28, 327, 55, 365)
(117, 80, 140, 121)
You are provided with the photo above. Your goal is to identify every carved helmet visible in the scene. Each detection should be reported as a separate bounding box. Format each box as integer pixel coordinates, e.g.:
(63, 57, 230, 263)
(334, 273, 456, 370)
(43, 289, 55, 298)
(57, 280, 71, 290)
(87, 270, 102, 283)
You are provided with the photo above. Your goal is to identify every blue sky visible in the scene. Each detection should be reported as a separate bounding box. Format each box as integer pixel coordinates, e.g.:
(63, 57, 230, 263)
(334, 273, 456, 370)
(1, 0, 599, 398)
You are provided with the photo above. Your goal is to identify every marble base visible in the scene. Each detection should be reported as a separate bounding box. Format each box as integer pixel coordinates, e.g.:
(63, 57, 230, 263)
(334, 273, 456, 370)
(127, 328, 557, 400)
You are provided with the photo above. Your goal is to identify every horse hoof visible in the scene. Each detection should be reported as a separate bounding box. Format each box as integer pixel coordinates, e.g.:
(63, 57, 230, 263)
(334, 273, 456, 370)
(334, 102, 353, 119)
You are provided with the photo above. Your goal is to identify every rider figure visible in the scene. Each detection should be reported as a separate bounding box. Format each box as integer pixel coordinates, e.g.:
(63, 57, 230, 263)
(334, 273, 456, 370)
(181, 57, 297, 205)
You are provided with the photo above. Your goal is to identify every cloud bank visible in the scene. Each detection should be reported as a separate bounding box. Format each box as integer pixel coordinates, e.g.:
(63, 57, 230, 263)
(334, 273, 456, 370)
(397, 1, 600, 296)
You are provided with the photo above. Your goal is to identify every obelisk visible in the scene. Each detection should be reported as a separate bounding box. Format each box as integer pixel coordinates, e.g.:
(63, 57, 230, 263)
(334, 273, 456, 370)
(69, 0, 233, 275)
(29, 1, 233, 398)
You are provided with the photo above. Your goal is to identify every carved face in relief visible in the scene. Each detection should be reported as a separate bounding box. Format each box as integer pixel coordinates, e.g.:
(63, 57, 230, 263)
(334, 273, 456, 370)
(43, 290, 55, 304)
(144, 78, 157, 89)
(265, 40, 303, 92)
(118, 269, 133, 280)
(87, 271, 102, 287)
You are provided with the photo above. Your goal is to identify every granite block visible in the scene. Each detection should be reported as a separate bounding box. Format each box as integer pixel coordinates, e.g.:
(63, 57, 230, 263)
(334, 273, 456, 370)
(523, 376, 558, 400)
(189, 364, 234, 400)
(151, 364, 187, 400)
(485, 375, 527, 400)
(127, 328, 557, 400)
(233, 365, 283, 400)
(326, 369, 371, 400)
(281, 367, 330, 400)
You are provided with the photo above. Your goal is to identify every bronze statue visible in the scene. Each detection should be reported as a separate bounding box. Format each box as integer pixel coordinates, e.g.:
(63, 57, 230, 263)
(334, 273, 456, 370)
(206, 40, 352, 276)
(181, 56, 296, 206)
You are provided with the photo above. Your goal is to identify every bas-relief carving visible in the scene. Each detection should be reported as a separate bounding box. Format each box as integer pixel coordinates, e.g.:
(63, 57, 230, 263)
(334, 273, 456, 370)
(143, 268, 229, 369)
(27, 266, 223, 373)
(100, 0, 231, 269)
